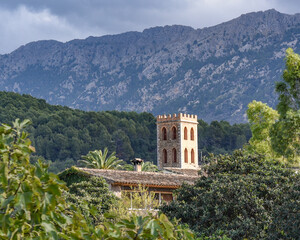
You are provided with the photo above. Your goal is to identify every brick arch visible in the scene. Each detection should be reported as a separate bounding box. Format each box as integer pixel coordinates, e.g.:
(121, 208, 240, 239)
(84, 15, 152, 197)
(184, 148, 188, 163)
(172, 148, 177, 163)
(172, 126, 177, 140)
(190, 127, 194, 141)
(184, 127, 188, 140)
(191, 148, 195, 163)
(162, 127, 167, 140)
(163, 149, 167, 163)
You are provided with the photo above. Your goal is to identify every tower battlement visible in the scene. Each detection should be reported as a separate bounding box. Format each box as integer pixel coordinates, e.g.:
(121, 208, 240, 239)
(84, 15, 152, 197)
(156, 113, 197, 123)
(156, 113, 198, 170)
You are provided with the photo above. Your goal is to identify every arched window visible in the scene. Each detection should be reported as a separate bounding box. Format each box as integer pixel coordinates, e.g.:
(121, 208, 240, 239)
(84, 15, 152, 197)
(163, 149, 167, 163)
(162, 127, 167, 140)
(184, 148, 188, 163)
(184, 127, 188, 140)
(190, 128, 194, 141)
(172, 148, 177, 163)
(191, 149, 195, 163)
(172, 126, 177, 140)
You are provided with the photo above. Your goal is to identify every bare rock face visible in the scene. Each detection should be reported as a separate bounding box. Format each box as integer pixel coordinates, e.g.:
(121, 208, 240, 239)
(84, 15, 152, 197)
(1, 9, 300, 123)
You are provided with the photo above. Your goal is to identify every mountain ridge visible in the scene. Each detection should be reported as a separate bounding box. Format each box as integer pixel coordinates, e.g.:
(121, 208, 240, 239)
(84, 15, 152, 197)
(1, 9, 299, 123)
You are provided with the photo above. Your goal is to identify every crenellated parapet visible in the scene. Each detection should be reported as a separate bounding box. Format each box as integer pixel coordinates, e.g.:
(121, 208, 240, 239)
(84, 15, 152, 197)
(156, 113, 199, 170)
(157, 113, 197, 123)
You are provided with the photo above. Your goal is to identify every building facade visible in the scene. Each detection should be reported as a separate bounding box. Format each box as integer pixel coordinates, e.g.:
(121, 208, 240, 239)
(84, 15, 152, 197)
(157, 113, 198, 170)
(60, 114, 201, 208)
(75, 167, 198, 204)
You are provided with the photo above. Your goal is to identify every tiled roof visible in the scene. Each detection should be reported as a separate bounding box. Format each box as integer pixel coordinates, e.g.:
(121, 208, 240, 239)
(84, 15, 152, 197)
(163, 168, 200, 176)
(78, 168, 199, 188)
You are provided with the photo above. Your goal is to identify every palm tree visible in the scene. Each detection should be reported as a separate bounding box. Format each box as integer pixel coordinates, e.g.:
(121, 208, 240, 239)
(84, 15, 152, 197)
(78, 147, 124, 169)
(141, 161, 158, 172)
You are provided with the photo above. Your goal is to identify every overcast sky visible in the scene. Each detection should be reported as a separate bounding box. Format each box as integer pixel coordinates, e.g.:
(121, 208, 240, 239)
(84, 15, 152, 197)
(0, 0, 299, 54)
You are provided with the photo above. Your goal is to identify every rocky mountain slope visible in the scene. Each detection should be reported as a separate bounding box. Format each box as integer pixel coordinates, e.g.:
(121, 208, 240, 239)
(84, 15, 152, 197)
(0, 9, 299, 123)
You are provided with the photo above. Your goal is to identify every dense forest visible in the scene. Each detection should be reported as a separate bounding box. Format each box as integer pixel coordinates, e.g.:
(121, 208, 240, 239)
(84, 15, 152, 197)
(0, 91, 251, 172)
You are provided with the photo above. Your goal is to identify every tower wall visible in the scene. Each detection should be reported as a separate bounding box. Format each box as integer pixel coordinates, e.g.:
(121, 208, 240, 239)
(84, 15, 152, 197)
(157, 113, 198, 170)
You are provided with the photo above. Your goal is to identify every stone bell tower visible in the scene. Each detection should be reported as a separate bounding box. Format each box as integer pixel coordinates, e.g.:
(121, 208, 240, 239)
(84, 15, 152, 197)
(156, 113, 198, 170)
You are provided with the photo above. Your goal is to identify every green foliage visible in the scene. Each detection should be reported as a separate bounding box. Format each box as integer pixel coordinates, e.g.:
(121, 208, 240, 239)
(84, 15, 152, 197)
(271, 48, 300, 163)
(0, 118, 199, 239)
(98, 213, 196, 240)
(160, 150, 300, 239)
(59, 167, 118, 225)
(107, 185, 160, 222)
(112, 129, 135, 161)
(276, 48, 300, 116)
(267, 177, 300, 239)
(48, 158, 77, 173)
(270, 110, 300, 163)
(0, 119, 94, 239)
(0, 91, 252, 172)
(58, 166, 91, 186)
(141, 161, 158, 172)
(198, 119, 251, 158)
(65, 177, 117, 225)
(58, 166, 91, 187)
(78, 147, 124, 169)
(0, 92, 157, 172)
(246, 100, 279, 158)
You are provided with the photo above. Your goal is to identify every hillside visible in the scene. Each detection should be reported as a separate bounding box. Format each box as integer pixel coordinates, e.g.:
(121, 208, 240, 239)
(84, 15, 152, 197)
(0, 92, 251, 172)
(1, 9, 299, 122)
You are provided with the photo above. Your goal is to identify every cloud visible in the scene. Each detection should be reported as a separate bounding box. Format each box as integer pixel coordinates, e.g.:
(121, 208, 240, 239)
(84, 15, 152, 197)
(0, 0, 299, 54)
(0, 5, 105, 54)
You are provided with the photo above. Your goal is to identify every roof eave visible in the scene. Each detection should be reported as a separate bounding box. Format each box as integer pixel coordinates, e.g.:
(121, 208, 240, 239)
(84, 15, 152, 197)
(111, 182, 180, 189)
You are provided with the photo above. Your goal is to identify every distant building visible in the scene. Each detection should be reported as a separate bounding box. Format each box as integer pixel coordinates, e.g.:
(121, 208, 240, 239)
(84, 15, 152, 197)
(76, 167, 198, 204)
(157, 113, 199, 170)
(62, 113, 200, 206)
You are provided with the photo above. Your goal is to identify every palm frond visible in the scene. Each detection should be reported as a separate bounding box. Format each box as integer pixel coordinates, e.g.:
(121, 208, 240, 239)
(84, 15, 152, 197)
(79, 147, 123, 170)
